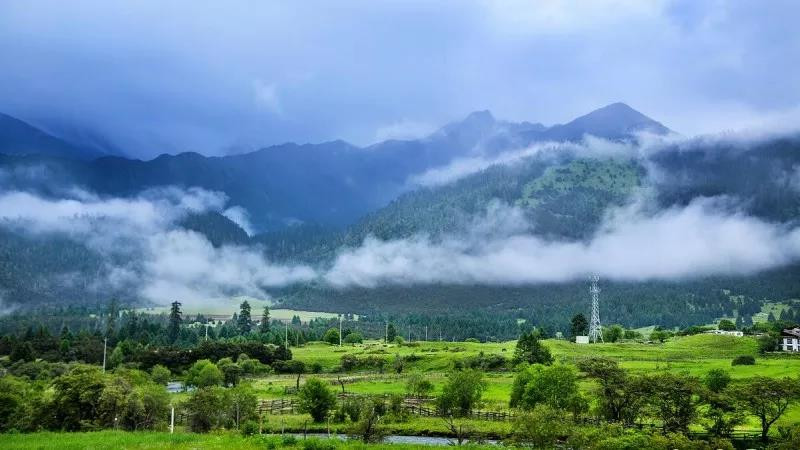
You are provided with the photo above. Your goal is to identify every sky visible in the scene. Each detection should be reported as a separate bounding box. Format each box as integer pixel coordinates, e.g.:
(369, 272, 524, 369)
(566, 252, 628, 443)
(1, 0, 798, 158)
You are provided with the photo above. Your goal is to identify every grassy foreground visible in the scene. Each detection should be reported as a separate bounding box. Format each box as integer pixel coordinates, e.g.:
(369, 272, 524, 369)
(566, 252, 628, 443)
(0, 430, 492, 450)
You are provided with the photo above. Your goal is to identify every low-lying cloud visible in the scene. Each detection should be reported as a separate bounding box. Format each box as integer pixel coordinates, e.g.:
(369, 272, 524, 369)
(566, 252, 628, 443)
(0, 187, 315, 306)
(324, 198, 800, 287)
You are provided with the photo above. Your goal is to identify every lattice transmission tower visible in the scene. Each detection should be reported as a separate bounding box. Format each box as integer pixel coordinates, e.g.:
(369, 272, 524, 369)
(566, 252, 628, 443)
(588, 275, 604, 343)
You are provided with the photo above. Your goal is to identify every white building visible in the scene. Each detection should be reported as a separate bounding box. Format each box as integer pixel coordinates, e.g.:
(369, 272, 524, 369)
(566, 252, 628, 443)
(781, 328, 800, 352)
(706, 329, 744, 337)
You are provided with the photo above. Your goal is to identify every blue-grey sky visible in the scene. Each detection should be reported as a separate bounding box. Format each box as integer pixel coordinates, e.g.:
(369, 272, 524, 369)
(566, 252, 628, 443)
(1, 0, 798, 157)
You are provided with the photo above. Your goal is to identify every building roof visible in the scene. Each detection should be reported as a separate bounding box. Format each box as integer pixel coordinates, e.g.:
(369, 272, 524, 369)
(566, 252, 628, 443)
(782, 328, 800, 338)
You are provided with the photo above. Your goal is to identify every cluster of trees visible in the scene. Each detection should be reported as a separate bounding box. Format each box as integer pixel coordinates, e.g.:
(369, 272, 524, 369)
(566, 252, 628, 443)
(0, 365, 170, 432)
(506, 343, 800, 446)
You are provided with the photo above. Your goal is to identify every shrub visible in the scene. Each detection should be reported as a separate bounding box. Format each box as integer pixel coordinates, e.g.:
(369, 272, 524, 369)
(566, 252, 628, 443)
(731, 355, 755, 366)
(406, 373, 434, 397)
(240, 419, 259, 436)
(465, 338, 480, 343)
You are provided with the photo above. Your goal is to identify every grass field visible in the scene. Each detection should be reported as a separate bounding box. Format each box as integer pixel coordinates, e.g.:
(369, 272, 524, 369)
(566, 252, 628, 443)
(248, 334, 800, 432)
(0, 431, 494, 450)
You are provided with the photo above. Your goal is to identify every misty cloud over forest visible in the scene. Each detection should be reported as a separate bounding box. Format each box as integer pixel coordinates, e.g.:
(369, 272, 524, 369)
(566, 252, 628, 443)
(3, 130, 800, 307)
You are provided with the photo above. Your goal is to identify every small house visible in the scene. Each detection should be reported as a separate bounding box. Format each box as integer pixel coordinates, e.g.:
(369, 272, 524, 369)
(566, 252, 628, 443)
(780, 328, 800, 352)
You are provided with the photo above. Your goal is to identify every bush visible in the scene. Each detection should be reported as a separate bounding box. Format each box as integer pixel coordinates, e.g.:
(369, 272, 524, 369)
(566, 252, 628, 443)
(731, 355, 755, 366)
(465, 338, 480, 343)
(240, 419, 259, 436)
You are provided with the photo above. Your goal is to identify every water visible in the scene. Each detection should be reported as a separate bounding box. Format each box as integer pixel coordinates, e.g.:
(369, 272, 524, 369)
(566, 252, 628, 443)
(166, 381, 194, 393)
(291, 433, 498, 446)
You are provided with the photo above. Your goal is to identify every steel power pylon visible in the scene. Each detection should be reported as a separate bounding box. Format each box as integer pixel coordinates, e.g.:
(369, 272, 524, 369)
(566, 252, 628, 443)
(589, 275, 604, 343)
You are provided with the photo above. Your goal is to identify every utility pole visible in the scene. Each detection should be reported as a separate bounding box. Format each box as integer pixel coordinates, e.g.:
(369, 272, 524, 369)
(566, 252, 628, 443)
(285, 321, 288, 347)
(102, 337, 107, 373)
(205, 323, 209, 341)
(170, 405, 175, 433)
(339, 315, 342, 346)
(385, 321, 388, 343)
(425, 326, 428, 341)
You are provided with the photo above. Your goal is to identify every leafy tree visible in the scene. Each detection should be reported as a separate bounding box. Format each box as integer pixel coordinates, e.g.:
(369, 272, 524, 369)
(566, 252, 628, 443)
(386, 323, 397, 343)
(218, 358, 242, 386)
(510, 365, 585, 417)
(511, 405, 573, 449)
(732, 376, 800, 442)
(225, 385, 258, 429)
(297, 377, 337, 422)
(122, 383, 170, 430)
(644, 372, 700, 434)
(185, 359, 223, 388)
(704, 369, 732, 393)
(167, 301, 182, 344)
(323, 328, 340, 345)
(577, 357, 647, 425)
(605, 325, 624, 343)
(348, 398, 388, 443)
(151, 365, 171, 385)
(237, 301, 252, 334)
(51, 365, 106, 430)
(570, 314, 588, 337)
(406, 373, 434, 397)
(259, 306, 270, 333)
(343, 331, 363, 345)
(718, 319, 736, 331)
(9, 341, 34, 362)
(184, 386, 228, 432)
(513, 331, 553, 365)
(436, 369, 486, 417)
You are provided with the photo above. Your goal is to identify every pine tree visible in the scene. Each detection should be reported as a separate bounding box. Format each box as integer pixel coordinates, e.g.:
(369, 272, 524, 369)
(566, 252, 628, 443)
(260, 305, 271, 334)
(237, 301, 252, 334)
(513, 330, 553, 365)
(570, 313, 588, 337)
(106, 298, 118, 339)
(386, 323, 397, 342)
(167, 301, 182, 344)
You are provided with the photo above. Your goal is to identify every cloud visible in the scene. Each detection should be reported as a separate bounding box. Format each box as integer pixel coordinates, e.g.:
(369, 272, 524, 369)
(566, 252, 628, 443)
(374, 120, 435, 143)
(1, 1, 798, 154)
(223, 205, 255, 236)
(253, 80, 283, 116)
(0, 187, 315, 306)
(408, 136, 637, 187)
(324, 198, 800, 287)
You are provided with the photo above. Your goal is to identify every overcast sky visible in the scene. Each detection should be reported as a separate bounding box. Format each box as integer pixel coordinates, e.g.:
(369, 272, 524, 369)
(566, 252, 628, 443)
(1, 0, 798, 158)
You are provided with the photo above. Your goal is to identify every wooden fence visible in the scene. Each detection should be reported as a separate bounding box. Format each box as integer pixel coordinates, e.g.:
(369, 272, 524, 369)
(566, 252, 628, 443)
(258, 395, 513, 421)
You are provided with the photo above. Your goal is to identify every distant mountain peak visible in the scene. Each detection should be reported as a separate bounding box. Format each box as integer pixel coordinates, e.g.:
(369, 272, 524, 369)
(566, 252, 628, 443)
(537, 102, 671, 141)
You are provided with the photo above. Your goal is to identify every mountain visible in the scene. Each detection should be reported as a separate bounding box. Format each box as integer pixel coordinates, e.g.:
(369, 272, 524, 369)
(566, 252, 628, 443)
(530, 102, 671, 142)
(2, 103, 800, 332)
(0, 103, 672, 232)
(0, 113, 108, 160)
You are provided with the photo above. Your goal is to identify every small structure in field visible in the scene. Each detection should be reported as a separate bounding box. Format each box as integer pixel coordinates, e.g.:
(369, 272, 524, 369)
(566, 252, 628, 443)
(706, 329, 744, 337)
(575, 336, 590, 344)
(780, 328, 800, 352)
